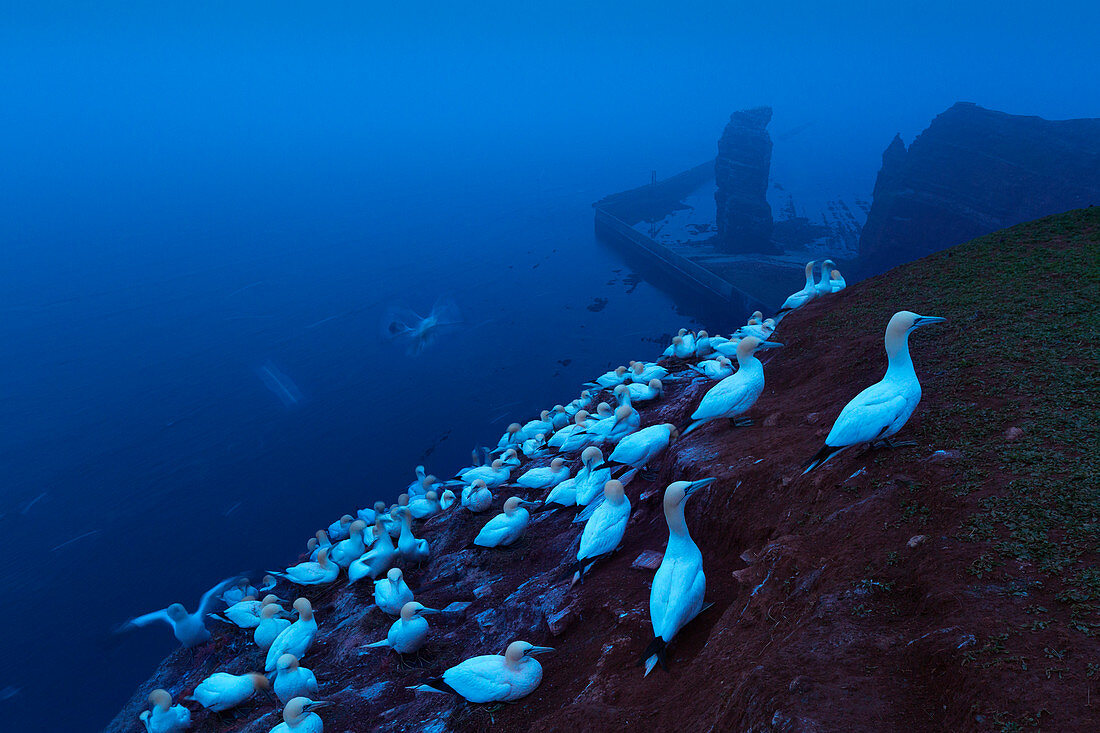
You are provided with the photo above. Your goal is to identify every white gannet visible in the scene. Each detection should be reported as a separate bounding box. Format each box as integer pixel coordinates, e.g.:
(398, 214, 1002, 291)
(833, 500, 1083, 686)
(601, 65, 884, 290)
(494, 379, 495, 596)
(693, 330, 713, 357)
(405, 464, 427, 495)
(830, 268, 846, 292)
(210, 594, 283, 629)
(495, 423, 523, 452)
(266, 598, 318, 672)
(139, 689, 190, 733)
(687, 356, 734, 380)
(547, 413, 590, 452)
(681, 337, 781, 435)
(747, 310, 764, 325)
(736, 317, 776, 341)
(565, 390, 593, 416)
(474, 496, 535, 548)
(460, 479, 494, 514)
(499, 448, 521, 468)
(630, 362, 669, 383)
(269, 697, 331, 733)
(587, 366, 629, 390)
(803, 311, 945, 473)
(408, 490, 441, 520)
(536, 476, 577, 512)
(521, 432, 547, 458)
(260, 574, 278, 593)
(599, 423, 679, 471)
(118, 577, 232, 648)
(517, 457, 570, 489)
(573, 446, 613, 506)
(520, 410, 553, 439)
(570, 479, 630, 585)
(662, 329, 686, 357)
(814, 259, 837, 296)
(680, 330, 697, 356)
(439, 488, 457, 511)
(274, 653, 319, 704)
(642, 478, 715, 675)
(326, 515, 354, 542)
(711, 336, 742, 358)
(348, 520, 396, 584)
(626, 379, 663, 404)
(776, 260, 817, 318)
(358, 501, 387, 526)
(589, 401, 613, 421)
(549, 404, 571, 431)
(409, 641, 553, 702)
(408, 473, 437, 498)
(330, 520, 369, 568)
(374, 567, 414, 615)
(186, 672, 268, 712)
(271, 548, 339, 586)
(254, 603, 292, 651)
(397, 508, 430, 564)
(586, 404, 640, 447)
(221, 577, 259, 606)
(364, 601, 439, 655)
(457, 459, 510, 488)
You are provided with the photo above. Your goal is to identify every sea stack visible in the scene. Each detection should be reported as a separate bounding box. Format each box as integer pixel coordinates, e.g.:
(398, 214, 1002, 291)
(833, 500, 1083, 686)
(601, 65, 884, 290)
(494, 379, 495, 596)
(714, 106, 776, 253)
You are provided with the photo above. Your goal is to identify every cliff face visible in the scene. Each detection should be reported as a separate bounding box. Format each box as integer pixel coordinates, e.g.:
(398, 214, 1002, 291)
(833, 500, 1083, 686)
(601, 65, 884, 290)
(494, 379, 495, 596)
(714, 106, 776, 253)
(859, 102, 1100, 271)
(108, 209, 1100, 733)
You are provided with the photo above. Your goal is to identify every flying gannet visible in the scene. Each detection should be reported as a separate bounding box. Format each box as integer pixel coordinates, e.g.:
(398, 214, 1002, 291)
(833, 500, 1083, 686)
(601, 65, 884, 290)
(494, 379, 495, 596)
(409, 641, 553, 702)
(681, 337, 781, 435)
(118, 576, 232, 648)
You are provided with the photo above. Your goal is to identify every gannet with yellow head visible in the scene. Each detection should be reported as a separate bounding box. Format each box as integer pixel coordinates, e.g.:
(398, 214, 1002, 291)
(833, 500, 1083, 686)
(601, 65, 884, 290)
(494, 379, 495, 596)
(348, 519, 396, 584)
(570, 479, 631, 585)
(681, 337, 781, 435)
(186, 671, 268, 712)
(254, 603, 291, 651)
(409, 641, 553, 702)
(776, 260, 817, 318)
(117, 576, 232, 648)
(474, 496, 537, 548)
(517, 456, 571, 489)
(269, 697, 331, 733)
(139, 689, 190, 733)
(374, 567, 414, 615)
(270, 548, 339, 586)
(364, 601, 440, 655)
(273, 653, 319, 705)
(396, 508, 430, 564)
(265, 598, 318, 672)
(598, 423, 679, 470)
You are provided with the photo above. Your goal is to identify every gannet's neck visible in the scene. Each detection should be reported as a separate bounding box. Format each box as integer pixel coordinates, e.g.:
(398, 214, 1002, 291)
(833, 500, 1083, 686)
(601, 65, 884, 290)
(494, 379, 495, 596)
(884, 329, 915, 381)
(665, 500, 689, 539)
(735, 351, 761, 372)
(803, 262, 815, 288)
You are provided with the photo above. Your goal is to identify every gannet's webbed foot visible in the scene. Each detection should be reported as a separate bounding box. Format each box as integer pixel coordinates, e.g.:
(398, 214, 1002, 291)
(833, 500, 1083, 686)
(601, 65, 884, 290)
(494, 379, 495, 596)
(729, 417, 753, 428)
(872, 438, 917, 449)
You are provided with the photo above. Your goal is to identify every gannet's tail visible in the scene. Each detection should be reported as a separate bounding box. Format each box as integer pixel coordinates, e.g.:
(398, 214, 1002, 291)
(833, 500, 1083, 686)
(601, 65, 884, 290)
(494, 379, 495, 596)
(801, 444, 846, 475)
(639, 637, 667, 677)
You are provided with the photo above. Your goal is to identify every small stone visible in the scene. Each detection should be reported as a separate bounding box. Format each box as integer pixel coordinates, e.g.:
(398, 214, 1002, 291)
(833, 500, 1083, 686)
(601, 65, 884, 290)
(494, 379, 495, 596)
(739, 549, 759, 565)
(1004, 426, 1024, 441)
(547, 608, 574, 636)
(473, 583, 494, 599)
(731, 567, 759, 585)
(805, 412, 820, 424)
(789, 675, 811, 693)
(631, 550, 663, 570)
(907, 534, 928, 548)
(440, 601, 472, 616)
(924, 449, 962, 463)
(763, 412, 781, 427)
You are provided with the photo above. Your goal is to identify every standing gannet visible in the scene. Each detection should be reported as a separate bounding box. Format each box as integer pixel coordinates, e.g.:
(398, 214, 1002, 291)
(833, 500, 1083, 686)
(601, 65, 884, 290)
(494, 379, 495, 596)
(521, 432, 547, 458)
(409, 641, 553, 702)
(681, 337, 781, 435)
(626, 379, 663, 404)
(474, 497, 536, 548)
(814, 259, 837, 296)
(271, 548, 339, 586)
(348, 520, 396, 584)
(630, 362, 669, 383)
(439, 488, 457, 511)
(265, 598, 318, 672)
(688, 356, 734, 380)
(375, 567, 414, 614)
(495, 423, 523, 452)
(573, 446, 613, 506)
(406, 464, 427, 494)
(803, 311, 945, 473)
(221, 577, 259, 606)
(642, 478, 715, 675)
(254, 603, 292, 651)
(570, 479, 631, 585)
(139, 689, 190, 733)
(408, 490, 441, 519)
(364, 601, 439, 655)
(269, 697, 331, 733)
(830, 268, 846, 292)
(693, 331, 713, 357)
(776, 261, 817, 318)
(397, 508, 430, 564)
(308, 531, 331, 561)
(599, 423, 679, 471)
(274, 653, 319, 704)
(118, 577, 232, 648)
(327, 515, 354, 542)
(460, 479, 494, 513)
(187, 672, 268, 712)
(330, 520, 369, 568)
(518, 457, 570, 489)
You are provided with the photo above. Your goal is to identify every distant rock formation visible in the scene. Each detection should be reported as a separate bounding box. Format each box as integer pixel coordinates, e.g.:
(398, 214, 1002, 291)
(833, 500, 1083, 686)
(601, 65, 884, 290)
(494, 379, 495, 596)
(859, 102, 1100, 271)
(714, 107, 776, 253)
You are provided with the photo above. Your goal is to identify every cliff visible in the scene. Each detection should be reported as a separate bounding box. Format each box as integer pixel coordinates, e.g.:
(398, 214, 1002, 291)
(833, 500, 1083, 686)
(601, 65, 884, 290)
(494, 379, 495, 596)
(715, 107, 776, 253)
(859, 102, 1100, 272)
(109, 209, 1099, 732)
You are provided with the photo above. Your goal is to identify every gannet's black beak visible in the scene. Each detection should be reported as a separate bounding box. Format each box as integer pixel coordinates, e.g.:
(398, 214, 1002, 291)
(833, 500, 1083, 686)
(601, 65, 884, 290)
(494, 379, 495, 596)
(303, 700, 333, 712)
(684, 477, 717, 497)
(915, 316, 946, 327)
(527, 646, 555, 656)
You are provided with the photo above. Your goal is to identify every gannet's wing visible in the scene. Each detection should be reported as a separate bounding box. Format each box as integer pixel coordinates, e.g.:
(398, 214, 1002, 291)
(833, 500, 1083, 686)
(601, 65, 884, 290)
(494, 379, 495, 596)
(122, 608, 171, 629)
(197, 577, 235, 616)
(428, 295, 463, 326)
(827, 383, 910, 446)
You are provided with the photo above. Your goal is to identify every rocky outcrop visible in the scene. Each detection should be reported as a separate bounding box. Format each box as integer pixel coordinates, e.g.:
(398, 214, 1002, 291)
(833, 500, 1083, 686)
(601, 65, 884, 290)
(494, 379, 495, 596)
(714, 107, 776, 253)
(859, 102, 1100, 271)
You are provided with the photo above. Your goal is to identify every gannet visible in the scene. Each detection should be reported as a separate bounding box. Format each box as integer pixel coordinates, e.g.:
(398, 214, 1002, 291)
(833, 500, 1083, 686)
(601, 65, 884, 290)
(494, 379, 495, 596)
(474, 496, 536, 547)
(271, 548, 339, 586)
(814, 259, 837, 296)
(495, 423, 523, 452)
(517, 457, 570, 489)
(187, 672, 268, 712)
(406, 464, 427, 493)
(588, 366, 629, 390)
(536, 476, 577, 512)
(711, 337, 742, 358)
(674, 332, 696, 359)
(439, 489, 457, 511)
(599, 423, 679, 470)
(221, 577, 259, 606)
(626, 379, 663, 404)
(266, 598, 318, 671)
(630, 362, 669, 383)
(274, 653, 319, 704)
(409, 641, 553, 702)
(348, 519, 396, 583)
(139, 689, 190, 733)
(357, 501, 387, 526)
(308, 531, 331, 561)
(573, 446, 613, 506)
(210, 594, 283, 629)
(802, 311, 945, 473)
(364, 601, 439, 655)
(255, 603, 292, 651)
(397, 508, 430, 564)
(662, 330, 687, 357)
(548, 413, 591, 453)
(375, 568, 414, 614)
(693, 330, 713, 357)
(499, 448, 521, 468)
(570, 479, 630, 585)
(520, 410, 553, 439)
(587, 404, 640, 446)
(688, 356, 734, 380)
(409, 490, 441, 519)
(260, 574, 278, 593)
(326, 515, 354, 542)
(408, 473, 437, 498)
(748, 310, 764, 324)
(565, 390, 593, 416)
(736, 318, 776, 341)
(549, 404, 571, 430)
(118, 577, 231, 648)
(457, 459, 510, 488)
(330, 520, 369, 568)
(682, 337, 781, 435)
(776, 261, 817, 317)
(269, 697, 331, 733)
(521, 433, 547, 458)
(589, 402, 614, 421)
(642, 478, 715, 675)
(830, 268, 846, 292)
(460, 479, 494, 513)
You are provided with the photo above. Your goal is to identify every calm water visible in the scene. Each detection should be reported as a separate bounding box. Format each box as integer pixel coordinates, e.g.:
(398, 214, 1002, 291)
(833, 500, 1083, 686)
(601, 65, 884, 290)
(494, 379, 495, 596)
(0, 152, 733, 730)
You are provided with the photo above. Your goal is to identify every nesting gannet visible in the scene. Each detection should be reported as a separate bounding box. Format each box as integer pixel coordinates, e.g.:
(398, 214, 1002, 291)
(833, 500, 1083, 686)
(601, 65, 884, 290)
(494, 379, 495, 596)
(802, 311, 945, 473)
(439, 489, 457, 511)
(570, 479, 630, 585)
(682, 337, 781, 435)
(499, 448, 521, 468)
(521, 433, 547, 458)
(265, 598, 318, 672)
(139, 689, 190, 733)
(517, 457, 570, 489)
(630, 362, 669, 383)
(374, 568, 414, 615)
(474, 496, 536, 548)
(588, 366, 629, 390)
(565, 390, 593, 416)
(536, 476, 577, 512)
(308, 531, 331, 561)
(736, 318, 776, 341)
(672, 333, 696, 359)
(776, 261, 817, 317)
(255, 603, 292, 651)
(221, 577, 259, 606)
(642, 478, 715, 675)
(271, 548, 339, 586)
(548, 413, 591, 453)
(457, 459, 510, 488)
(330, 520, 369, 568)
(269, 697, 331, 733)
(348, 519, 396, 583)
(409, 641, 553, 702)
(814, 259, 837, 296)
(210, 594, 283, 629)
(260, 574, 278, 593)
(830, 268, 846, 292)
(711, 336, 742, 358)
(357, 500, 386, 526)
(326, 515, 354, 542)
(748, 310, 764, 324)
(407, 473, 437, 498)
(187, 672, 268, 712)
(599, 423, 679, 471)
(573, 446, 613, 506)
(119, 577, 232, 648)
(460, 479, 494, 513)
(662, 329, 687, 357)
(409, 490, 441, 519)
(520, 410, 553, 439)
(589, 401, 614, 421)
(495, 423, 523, 452)
(364, 601, 439, 655)
(688, 356, 734, 380)
(397, 508, 431, 564)
(693, 331, 714, 357)
(587, 404, 641, 446)
(274, 653, 319, 704)
(626, 379, 663, 404)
